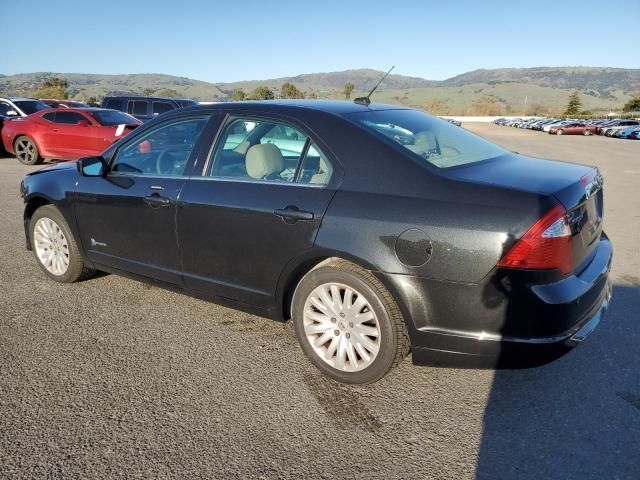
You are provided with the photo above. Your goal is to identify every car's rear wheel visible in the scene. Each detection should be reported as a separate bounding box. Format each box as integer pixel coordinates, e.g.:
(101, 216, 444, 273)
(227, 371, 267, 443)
(292, 259, 409, 384)
(14, 136, 42, 165)
(29, 205, 95, 283)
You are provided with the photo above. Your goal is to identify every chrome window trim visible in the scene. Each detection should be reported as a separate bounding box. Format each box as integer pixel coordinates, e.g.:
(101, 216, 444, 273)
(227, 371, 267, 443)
(186, 174, 327, 189)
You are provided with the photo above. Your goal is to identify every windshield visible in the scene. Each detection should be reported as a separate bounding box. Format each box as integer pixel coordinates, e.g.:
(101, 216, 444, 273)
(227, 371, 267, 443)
(349, 109, 507, 168)
(89, 110, 140, 126)
(14, 100, 52, 115)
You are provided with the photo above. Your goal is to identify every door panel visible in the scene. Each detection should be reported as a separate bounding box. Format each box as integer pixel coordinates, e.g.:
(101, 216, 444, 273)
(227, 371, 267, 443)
(178, 179, 335, 306)
(73, 114, 215, 283)
(74, 175, 185, 283)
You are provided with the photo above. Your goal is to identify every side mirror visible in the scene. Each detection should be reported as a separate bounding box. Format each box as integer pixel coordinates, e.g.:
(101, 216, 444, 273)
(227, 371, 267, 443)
(78, 156, 105, 177)
(6, 110, 18, 116)
(77, 119, 91, 127)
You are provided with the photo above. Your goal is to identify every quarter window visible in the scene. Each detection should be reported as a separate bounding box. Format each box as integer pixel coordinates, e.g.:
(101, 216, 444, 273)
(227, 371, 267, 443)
(208, 118, 332, 185)
(42, 112, 57, 122)
(110, 116, 208, 177)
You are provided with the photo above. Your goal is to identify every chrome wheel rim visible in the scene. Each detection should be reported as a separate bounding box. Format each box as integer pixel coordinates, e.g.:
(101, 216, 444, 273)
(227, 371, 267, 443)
(34, 217, 69, 276)
(16, 138, 36, 163)
(303, 282, 381, 372)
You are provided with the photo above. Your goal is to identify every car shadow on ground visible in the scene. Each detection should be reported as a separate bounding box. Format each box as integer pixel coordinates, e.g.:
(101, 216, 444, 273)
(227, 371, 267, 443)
(475, 282, 640, 479)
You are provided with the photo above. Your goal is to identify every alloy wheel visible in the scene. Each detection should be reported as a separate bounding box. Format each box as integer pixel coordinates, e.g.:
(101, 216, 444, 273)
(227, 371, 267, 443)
(33, 217, 70, 276)
(303, 282, 381, 372)
(15, 138, 36, 163)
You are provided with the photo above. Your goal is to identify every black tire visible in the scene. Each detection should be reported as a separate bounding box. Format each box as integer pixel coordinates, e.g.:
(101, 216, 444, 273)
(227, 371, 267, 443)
(14, 136, 42, 165)
(583, 129, 591, 136)
(29, 205, 95, 283)
(557, 129, 564, 135)
(292, 259, 410, 384)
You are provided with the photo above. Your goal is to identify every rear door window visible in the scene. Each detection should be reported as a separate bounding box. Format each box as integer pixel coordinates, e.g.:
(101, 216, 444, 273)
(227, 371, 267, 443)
(104, 99, 125, 111)
(152, 101, 174, 115)
(207, 117, 332, 185)
(128, 100, 149, 116)
(53, 112, 88, 124)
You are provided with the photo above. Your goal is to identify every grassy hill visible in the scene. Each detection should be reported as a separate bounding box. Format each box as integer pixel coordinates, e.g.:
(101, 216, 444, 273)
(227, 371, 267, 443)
(1, 67, 638, 115)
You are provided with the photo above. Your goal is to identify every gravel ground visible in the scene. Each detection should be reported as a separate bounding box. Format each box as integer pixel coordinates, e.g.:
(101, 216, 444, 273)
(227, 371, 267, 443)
(1, 125, 638, 479)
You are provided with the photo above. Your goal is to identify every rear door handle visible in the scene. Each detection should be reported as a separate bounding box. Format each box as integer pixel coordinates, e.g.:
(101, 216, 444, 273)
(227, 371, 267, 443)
(274, 205, 314, 223)
(144, 193, 171, 208)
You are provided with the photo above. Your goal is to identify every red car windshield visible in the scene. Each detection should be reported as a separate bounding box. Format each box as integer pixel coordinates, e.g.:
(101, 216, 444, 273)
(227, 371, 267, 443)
(89, 110, 140, 126)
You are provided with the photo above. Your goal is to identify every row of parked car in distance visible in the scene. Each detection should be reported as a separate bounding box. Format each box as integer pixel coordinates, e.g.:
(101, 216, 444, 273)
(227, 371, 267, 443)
(0, 95, 198, 164)
(494, 117, 640, 139)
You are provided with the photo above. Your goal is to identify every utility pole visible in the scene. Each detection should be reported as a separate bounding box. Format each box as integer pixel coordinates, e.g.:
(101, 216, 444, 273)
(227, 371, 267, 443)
(523, 95, 528, 116)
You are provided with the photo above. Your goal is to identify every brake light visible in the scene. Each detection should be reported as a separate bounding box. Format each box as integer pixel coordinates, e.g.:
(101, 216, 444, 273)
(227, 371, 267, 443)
(497, 204, 573, 274)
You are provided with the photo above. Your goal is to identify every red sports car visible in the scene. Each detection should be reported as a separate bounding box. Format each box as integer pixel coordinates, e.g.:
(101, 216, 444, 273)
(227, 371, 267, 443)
(2, 108, 141, 165)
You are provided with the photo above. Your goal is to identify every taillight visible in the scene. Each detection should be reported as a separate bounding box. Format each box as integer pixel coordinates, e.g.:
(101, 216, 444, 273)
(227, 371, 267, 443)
(497, 204, 573, 275)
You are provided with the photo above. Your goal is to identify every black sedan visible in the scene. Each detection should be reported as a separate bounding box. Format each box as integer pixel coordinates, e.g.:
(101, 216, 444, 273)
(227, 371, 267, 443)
(20, 100, 612, 384)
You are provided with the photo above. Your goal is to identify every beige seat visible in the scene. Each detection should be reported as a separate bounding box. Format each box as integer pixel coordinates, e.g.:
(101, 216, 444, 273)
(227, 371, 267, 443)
(310, 156, 333, 184)
(245, 143, 284, 180)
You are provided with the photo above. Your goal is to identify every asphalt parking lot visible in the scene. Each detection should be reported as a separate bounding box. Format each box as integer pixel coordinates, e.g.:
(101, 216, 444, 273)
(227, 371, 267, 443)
(1, 124, 638, 479)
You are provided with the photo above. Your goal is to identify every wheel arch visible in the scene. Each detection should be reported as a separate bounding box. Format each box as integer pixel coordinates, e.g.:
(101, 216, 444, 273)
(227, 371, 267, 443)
(23, 195, 53, 250)
(277, 252, 380, 321)
(13, 132, 46, 159)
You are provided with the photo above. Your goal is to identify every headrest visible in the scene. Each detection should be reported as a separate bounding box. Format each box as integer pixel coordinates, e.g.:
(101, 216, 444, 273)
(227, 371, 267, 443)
(246, 143, 284, 179)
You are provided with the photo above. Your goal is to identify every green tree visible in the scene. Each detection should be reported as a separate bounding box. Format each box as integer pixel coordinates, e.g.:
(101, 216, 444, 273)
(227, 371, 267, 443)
(231, 88, 247, 101)
(32, 76, 69, 99)
(43, 77, 68, 89)
(306, 89, 318, 99)
(622, 97, 640, 112)
(343, 82, 354, 100)
(564, 89, 582, 116)
(280, 82, 304, 99)
(85, 96, 100, 107)
(155, 88, 179, 97)
(249, 86, 274, 100)
(143, 87, 157, 96)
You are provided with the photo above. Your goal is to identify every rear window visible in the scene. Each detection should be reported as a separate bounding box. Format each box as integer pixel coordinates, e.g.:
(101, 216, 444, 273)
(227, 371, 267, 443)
(348, 109, 507, 168)
(90, 110, 139, 126)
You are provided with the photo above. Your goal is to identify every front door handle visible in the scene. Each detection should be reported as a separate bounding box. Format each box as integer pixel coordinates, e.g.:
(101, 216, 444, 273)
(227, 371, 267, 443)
(144, 193, 171, 208)
(274, 205, 314, 223)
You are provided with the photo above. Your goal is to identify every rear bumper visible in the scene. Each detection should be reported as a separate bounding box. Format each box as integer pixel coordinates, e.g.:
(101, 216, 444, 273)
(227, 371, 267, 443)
(377, 234, 613, 368)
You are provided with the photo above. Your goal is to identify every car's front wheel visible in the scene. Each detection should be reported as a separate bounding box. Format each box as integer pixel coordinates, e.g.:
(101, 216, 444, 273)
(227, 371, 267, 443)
(29, 205, 95, 283)
(557, 129, 564, 135)
(292, 259, 409, 384)
(14, 136, 42, 165)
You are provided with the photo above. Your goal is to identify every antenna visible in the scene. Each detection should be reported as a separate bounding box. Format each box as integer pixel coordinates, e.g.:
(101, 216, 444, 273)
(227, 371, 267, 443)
(354, 66, 395, 106)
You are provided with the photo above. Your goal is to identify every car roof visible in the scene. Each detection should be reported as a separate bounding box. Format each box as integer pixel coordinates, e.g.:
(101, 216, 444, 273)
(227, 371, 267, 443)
(2, 97, 39, 102)
(182, 99, 410, 116)
(104, 96, 196, 102)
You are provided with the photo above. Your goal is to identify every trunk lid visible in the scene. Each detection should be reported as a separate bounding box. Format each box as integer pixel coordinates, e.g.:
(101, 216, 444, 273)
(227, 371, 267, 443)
(446, 154, 604, 272)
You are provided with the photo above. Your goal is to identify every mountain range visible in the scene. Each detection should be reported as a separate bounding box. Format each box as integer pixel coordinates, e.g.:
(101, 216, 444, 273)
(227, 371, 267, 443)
(1, 67, 638, 115)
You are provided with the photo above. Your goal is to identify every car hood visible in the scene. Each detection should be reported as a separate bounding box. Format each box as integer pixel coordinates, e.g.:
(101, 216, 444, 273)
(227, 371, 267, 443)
(26, 160, 78, 177)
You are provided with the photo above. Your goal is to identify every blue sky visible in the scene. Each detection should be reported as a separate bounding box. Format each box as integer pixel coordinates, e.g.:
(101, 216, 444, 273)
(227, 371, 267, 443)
(2, 0, 638, 82)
